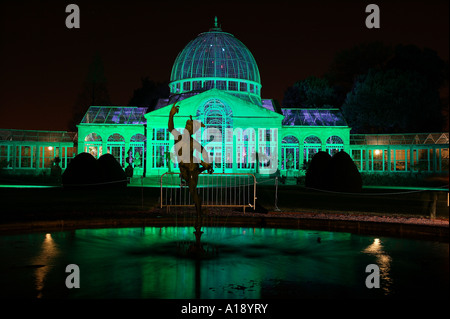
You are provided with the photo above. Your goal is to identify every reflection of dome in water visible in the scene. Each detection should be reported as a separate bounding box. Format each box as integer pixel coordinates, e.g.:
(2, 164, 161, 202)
(169, 17, 262, 105)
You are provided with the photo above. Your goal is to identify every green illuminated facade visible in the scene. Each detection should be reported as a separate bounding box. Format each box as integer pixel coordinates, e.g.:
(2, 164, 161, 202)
(0, 20, 448, 180)
(0, 129, 76, 173)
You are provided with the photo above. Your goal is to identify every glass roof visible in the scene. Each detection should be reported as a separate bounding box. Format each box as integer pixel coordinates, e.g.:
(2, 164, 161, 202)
(282, 109, 348, 127)
(261, 99, 283, 113)
(81, 106, 148, 125)
(350, 133, 449, 145)
(170, 28, 260, 84)
(0, 129, 76, 143)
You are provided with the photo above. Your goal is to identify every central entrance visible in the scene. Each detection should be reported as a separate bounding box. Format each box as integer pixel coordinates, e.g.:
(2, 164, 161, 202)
(197, 99, 233, 173)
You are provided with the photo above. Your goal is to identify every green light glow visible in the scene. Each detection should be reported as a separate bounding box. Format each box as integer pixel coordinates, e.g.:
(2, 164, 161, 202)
(0, 184, 58, 188)
(364, 185, 449, 191)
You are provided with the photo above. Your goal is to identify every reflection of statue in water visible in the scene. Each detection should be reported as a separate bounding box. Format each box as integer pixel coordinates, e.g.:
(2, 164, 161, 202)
(169, 102, 213, 255)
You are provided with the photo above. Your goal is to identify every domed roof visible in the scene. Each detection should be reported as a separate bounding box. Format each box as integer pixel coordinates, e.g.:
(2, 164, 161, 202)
(170, 19, 261, 84)
(168, 18, 262, 105)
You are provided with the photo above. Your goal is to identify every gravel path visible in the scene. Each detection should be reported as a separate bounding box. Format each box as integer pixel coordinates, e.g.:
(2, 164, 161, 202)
(201, 208, 449, 228)
(266, 211, 449, 227)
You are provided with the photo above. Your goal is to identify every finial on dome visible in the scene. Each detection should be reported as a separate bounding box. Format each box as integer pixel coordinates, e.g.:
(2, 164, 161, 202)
(210, 16, 222, 31)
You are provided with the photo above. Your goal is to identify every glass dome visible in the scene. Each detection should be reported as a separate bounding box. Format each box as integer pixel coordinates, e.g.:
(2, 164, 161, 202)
(169, 18, 262, 105)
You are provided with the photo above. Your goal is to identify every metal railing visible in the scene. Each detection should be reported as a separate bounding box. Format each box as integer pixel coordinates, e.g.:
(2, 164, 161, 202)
(160, 172, 257, 213)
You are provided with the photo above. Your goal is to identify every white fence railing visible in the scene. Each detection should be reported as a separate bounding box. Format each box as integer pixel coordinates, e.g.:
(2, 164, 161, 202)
(160, 172, 256, 213)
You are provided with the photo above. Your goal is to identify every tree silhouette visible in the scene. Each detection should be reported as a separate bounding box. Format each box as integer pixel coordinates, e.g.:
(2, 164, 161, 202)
(69, 53, 112, 131)
(387, 44, 447, 90)
(128, 77, 169, 112)
(342, 68, 443, 133)
(325, 42, 393, 90)
(340, 44, 447, 134)
(282, 76, 338, 108)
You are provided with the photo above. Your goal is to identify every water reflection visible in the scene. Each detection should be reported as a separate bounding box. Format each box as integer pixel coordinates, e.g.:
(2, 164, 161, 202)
(362, 238, 392, 295)
(0, 227, 448, 299)
(31, 233, 59, 298)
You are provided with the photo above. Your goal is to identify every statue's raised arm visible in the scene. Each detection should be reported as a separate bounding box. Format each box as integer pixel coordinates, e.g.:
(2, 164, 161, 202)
(168, 103, 181, 138)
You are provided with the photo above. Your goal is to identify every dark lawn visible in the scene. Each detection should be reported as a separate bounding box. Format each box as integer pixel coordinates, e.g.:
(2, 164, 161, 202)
(257, 185, 449, 218)
(0, 184, 448, 223)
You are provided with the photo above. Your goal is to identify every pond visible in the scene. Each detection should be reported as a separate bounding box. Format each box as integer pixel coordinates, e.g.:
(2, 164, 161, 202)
(0, 226, 448, 299)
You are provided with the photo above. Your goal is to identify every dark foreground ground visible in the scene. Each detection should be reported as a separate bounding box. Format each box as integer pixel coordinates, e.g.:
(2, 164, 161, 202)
(1, 183, 448, 218)
(0, 184, 448, 239)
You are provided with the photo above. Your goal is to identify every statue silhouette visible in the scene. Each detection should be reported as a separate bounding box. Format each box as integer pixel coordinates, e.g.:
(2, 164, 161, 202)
(168, 102, 213, 254)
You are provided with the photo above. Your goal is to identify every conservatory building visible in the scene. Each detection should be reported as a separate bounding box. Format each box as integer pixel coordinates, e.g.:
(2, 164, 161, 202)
(0, 19, 448, 179)
(140, 21, 352, 176)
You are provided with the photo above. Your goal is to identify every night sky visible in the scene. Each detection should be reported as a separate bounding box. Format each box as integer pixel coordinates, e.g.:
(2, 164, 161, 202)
(0, 0, 448, 131)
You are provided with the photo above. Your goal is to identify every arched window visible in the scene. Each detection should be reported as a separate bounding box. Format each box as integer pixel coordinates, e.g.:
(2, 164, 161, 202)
(107, 133, 125, 142)
(282, 135, 299, 170)
(303, 135, 322, 166)
(84, 133, 102, 158)
(107, 133, 125, 166)
(84, 132, 102, 142)
(197, 99, 233, 172)
(130, 134, 146, 169)
(131, 133, 146, 142)
(326, 135, 344, 156)
(304, 135, 321, 144)
(198, 99, 233, 129)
